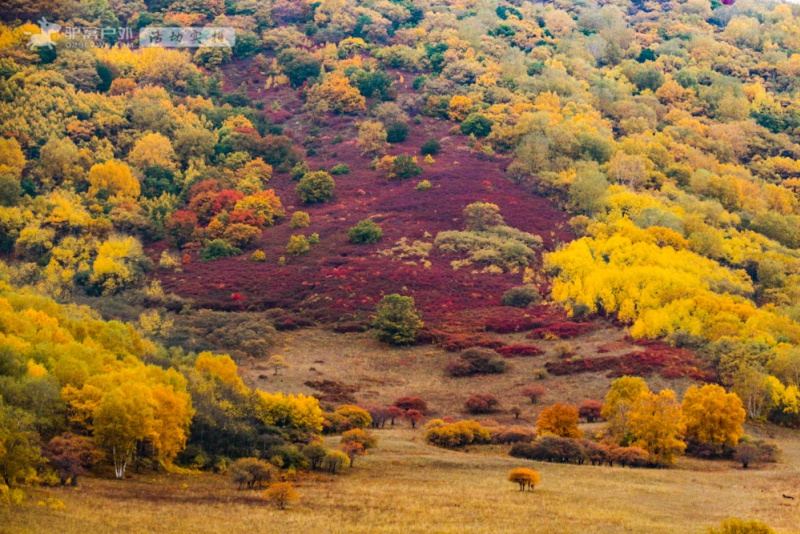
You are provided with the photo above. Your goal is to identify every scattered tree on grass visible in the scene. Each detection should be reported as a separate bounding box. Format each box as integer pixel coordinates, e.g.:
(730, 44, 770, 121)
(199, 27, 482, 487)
(373, 294, 423, 345)
(266, 355, 290, 376)
(521, 386, 546, 405)
(536, 404, 583, 439)
(445, 348, 507, 377)
(263, 482, 299, 510)
(302, 444, 329, 471)
(339, 441, 365, 466)
(508, 467, 540, 491)
(231, 458, 277, 490)
(404, 409, 424, 428)
(393, 397, 427, 414)
(465, 393, 500, 414)
(357, 121, 388, 157)
(602, 376, 650, 442)
(323, 450, 350, 474)
(578, 401, 603, 423)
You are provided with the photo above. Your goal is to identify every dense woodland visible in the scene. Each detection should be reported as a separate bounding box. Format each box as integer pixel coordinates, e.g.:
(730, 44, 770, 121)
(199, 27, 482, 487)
(0, 0, 800, 530)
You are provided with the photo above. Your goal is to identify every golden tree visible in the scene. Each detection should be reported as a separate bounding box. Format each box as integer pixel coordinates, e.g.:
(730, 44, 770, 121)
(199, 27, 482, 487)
(263, 482, 299, 510)
(508, 467, 541, 491)
(627, 389, 686, 466)
(88, 160, 140, 200)
(536, 403, 583, 439)
(680, 384, 746, 452)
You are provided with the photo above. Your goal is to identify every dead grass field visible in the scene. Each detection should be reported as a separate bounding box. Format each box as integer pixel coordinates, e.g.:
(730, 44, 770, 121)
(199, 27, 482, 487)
(240, 326, 695, 422)
(5, 426, 799, 534)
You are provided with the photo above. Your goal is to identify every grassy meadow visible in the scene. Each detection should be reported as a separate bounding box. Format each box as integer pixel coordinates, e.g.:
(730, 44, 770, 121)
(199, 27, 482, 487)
(5, 425, 799, 534)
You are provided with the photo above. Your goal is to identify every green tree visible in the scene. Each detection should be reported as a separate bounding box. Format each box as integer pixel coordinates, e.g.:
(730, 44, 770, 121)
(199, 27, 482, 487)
(372, 294, 423, 345)
(296, 171, 335, 204)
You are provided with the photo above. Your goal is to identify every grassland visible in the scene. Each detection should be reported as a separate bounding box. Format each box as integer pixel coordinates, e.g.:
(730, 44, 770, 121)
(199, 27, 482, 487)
(5, 425, 799, 534)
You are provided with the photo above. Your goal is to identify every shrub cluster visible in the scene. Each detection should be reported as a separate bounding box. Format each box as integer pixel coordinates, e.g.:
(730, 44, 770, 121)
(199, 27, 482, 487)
(501, 286, 542, 308)
(424, 419, 491, 448)
(465, 393, 500, 414)
(347, 219, 383, 244)
(510, 437, 650, 468)
(445, 348, 507, 377)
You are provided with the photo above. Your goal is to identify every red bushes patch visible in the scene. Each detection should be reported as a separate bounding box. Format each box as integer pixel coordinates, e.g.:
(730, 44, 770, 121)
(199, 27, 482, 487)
(544, 345, 715, 382)
(496, 345, 544, 357)
(527, 321, 597, 340)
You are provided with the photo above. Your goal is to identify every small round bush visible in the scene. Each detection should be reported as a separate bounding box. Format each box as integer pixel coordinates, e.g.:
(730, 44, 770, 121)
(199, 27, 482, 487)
(290, 211, 311, 228)
(391, 155, 423, 180)
(308, 232, 320, 244)
(347, 219, 383, 244)
(446, 348, 507, 377)
(460, 113, 493, 138)
(501, 285, 542, 308)
(296, 171, 335, 203)
(416, 180, 432, 191)
(330, 163, 350, 175)
(465, 393, 500, 414)
(286, 234, 310, 255)
(200, 239, 241, 261)
(393, 396, 428, 413)
(386, 122, 410, 143)
(250, 250, 266, 262)
(420, 138, 441, 156)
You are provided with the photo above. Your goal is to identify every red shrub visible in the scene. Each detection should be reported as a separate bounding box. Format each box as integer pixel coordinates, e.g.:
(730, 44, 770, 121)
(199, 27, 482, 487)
(578, 400, 603, 422)
(166, 210, 198, 246)
(465, 393, 500, 414)
(404, 409, 425, 428)
(496, 345, 544, 357)
(393, 396, 428, 414)
(520, 385, 546, 404)
(527, 321, 597, 340)
(212, 189, 245, 214)
(484, 317, 541, 334)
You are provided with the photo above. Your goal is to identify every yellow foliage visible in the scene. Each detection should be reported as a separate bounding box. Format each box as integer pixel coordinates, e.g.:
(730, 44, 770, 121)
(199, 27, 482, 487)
(195, 352, 249, 396)
(88, 160, 140, 200)
(447, 95, 473, 121)
(255, 391, 324, 433)
(679, 384, 745, 449)
(627, 389, 686, 466)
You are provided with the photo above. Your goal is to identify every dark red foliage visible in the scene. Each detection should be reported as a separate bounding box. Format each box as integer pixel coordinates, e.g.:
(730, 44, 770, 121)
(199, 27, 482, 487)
(496, 345, 544, 357)
(465, 393, 500, 414)
(527, 321, 598, 340)
(304, 380, 359, 404)
(404, 409, 425, 428)
(166, 210, 199, 246)
(520, 385, 546, 404)
(212, 189, 245, 214)
(188, 179, 221, 199)
(331, 321, 370, 334)
(228, 209, 266, 229)
(484, 316, 542, 334)
(578, 400, 603, 423)
(273, 314, 315, 331)
(154, 111, 573, 332)
(544, 344, 715, 382)
(393, 396, 428, 414)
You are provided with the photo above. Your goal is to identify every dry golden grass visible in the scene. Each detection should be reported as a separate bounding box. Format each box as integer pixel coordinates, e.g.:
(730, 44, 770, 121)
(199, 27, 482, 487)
(240, 326, 694, 423)
(5, 427, 800, 534)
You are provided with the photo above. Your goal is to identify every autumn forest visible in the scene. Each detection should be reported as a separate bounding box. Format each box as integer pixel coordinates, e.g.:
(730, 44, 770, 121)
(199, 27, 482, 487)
(1, 0, 800, 532)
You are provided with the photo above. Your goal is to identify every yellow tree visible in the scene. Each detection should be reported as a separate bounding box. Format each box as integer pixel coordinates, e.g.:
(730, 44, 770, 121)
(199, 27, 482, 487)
(680, 384, 745, 453)
(0, 137, 25, 178)
(602, 376, 650, 441)
(356, 121, 388, 157)
(195, 352, 249, 395)
(92, 384, 155, 479)
(508, 467, 541, 491)
(627, 389, 686, 466)
(305, 74, 366, 114)
(88, 160, 141, 200)
(536, 403, 583, 438)
(128, 132, 178, 172)
(255, 392, 324, 433)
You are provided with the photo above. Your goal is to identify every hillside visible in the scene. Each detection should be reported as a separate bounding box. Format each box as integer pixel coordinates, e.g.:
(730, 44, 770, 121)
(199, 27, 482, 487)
(4, 0, 800, 532)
